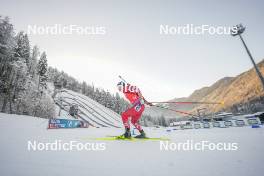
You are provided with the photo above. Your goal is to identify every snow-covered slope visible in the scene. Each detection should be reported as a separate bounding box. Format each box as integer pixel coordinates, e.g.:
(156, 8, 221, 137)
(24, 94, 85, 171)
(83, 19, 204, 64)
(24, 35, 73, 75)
(0, 113, 263, 176)
(53, 89, 122, 128)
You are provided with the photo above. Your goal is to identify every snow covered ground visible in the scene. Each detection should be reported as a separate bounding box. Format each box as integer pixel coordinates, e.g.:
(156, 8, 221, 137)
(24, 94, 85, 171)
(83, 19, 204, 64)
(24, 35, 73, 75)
(0, 113, 263, 176)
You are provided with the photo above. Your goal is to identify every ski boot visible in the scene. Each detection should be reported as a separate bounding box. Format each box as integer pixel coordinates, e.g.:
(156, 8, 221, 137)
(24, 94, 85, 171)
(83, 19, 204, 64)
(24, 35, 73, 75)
(134, 129, 147, 138)
(117, 128, 131, 139)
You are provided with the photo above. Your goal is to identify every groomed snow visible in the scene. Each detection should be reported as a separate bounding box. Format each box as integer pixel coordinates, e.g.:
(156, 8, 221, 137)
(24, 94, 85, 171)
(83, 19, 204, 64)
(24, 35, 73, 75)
(54, 89, 122, 128)
(0, 113, 263, 176)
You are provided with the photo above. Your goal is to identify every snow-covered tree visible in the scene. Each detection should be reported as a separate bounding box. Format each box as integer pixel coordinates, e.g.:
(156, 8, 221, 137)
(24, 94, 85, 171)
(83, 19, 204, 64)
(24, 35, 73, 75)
(14, 31, 30, 65)
(28, 45, 39, 79)
(0, 16, 55, 118)
(37, 52, 48, 90)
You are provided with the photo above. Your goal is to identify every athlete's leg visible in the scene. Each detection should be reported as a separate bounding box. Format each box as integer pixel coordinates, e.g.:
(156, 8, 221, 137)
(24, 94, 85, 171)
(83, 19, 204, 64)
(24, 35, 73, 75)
(131, 105, 145, 131)
(121, 107, 138, 129)
(121, 107, 141, 138)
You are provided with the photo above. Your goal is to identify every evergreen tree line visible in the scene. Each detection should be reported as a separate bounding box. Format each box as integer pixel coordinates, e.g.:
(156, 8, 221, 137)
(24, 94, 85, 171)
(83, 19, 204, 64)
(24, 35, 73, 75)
(0, 16, 55, 118)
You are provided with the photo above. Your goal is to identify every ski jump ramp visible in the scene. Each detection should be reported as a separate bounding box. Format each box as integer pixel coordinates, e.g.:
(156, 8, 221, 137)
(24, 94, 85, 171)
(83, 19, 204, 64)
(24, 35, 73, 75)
(54, 89, 122, 128)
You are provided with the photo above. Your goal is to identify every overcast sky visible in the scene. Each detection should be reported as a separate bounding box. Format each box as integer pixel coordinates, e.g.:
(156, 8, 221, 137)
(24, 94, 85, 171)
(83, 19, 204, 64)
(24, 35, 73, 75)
(1, 0, 264, 101)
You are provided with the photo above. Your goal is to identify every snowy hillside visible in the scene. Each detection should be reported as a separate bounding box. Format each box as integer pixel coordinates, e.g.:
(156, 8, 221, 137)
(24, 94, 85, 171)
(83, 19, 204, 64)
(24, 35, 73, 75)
(0, 113, 263, 176)
(53, 89, 122, 128)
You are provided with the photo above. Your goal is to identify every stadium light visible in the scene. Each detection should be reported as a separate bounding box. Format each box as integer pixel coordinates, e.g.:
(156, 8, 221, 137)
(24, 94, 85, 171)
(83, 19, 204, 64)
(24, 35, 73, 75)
(231, 24, 264, 90)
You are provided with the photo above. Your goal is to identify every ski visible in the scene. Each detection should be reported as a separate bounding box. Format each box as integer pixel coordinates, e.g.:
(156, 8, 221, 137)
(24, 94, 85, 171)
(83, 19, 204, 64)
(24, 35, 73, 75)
(91, 136, 170, 141)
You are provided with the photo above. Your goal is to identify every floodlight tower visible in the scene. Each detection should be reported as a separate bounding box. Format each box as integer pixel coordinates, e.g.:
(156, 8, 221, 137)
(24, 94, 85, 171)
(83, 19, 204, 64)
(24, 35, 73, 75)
(231, 24, 264, 90)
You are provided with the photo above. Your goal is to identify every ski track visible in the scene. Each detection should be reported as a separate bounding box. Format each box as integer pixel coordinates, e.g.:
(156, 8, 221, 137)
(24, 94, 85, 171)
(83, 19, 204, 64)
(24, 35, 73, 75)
(54, 89, 122, 128)
(55, 100, 107, 127)
(62, 90, 122, 126)
(60, 95, 120, 128)
(74, 93, 121, 123)
(75, 98, 114, 124)
(63, 90, 122, 123)
(73, 92, 122, 123)
(75, 98, 121, 127)
(57, 98, 111, 128)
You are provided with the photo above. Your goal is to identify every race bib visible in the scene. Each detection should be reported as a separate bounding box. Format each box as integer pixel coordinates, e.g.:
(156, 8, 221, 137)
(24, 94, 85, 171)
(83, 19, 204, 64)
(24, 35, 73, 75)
(135, 104, 142, 112)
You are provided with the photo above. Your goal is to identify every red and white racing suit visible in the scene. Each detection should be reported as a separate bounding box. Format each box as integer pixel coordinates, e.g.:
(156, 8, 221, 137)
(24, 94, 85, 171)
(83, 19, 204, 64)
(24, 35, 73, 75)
(121, 83, 145, 131)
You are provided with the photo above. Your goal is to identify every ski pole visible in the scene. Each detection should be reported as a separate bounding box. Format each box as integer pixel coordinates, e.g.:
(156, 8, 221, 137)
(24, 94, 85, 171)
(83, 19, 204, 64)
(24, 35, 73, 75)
(118, 75, 128, 84)
(150, 101, 224, 105)
(154, 104, 199, 117)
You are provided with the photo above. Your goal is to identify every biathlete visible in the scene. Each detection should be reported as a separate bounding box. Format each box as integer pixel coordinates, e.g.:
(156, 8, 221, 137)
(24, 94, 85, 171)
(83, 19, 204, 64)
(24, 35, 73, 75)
(117, 81, 153, 138)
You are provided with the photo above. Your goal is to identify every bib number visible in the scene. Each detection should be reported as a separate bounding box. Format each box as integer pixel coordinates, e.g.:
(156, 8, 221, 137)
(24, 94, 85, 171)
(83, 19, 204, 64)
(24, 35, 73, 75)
(135, 104, 142, 112)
